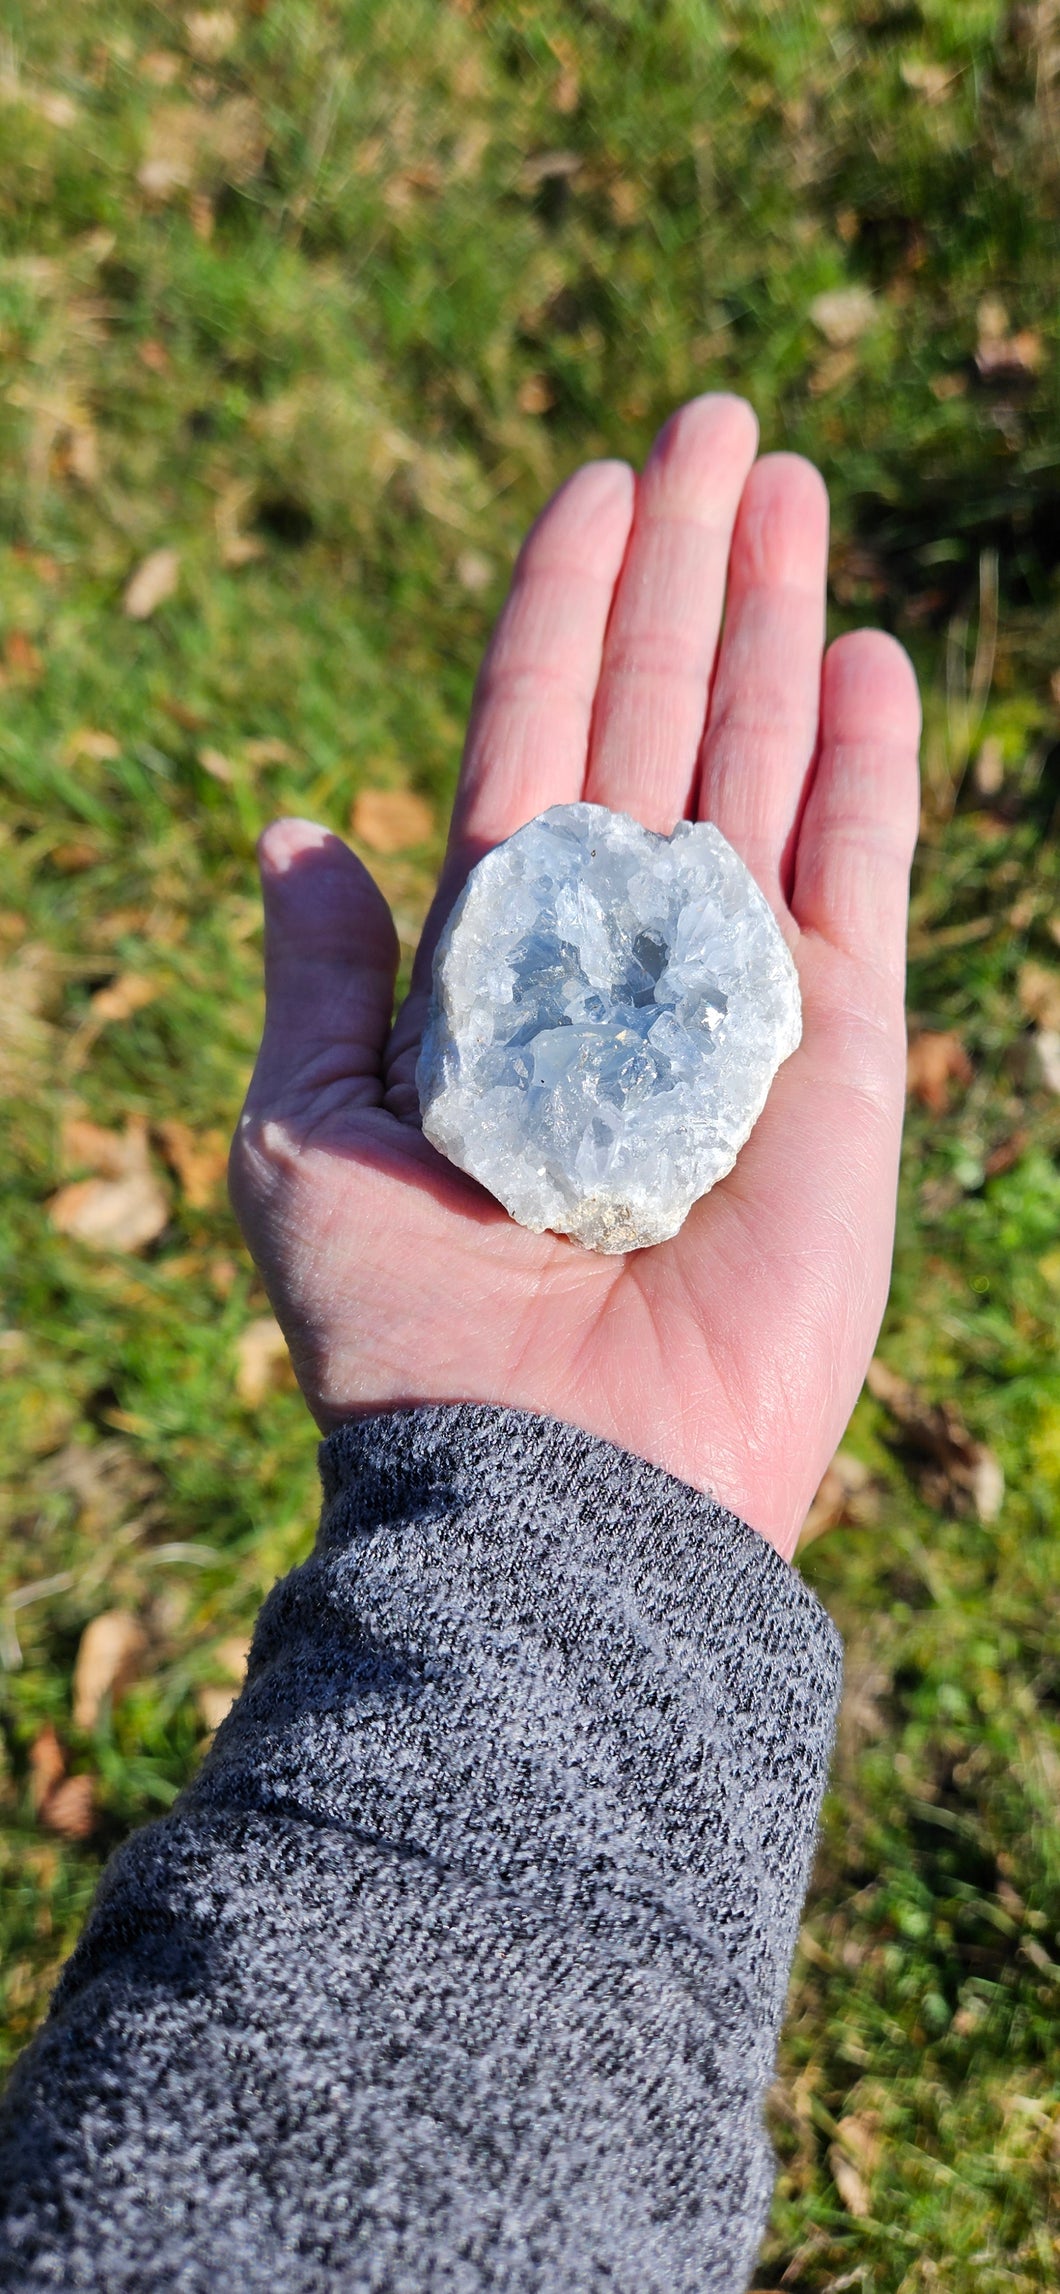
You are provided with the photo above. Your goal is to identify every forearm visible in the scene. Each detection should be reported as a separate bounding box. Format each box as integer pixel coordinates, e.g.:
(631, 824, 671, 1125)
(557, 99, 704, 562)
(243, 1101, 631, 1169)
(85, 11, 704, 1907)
(0, 1405, 841, 2292)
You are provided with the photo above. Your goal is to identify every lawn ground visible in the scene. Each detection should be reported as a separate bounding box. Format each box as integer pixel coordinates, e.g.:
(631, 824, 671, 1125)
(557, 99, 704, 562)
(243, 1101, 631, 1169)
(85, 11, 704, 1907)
(1, 3, 1059, 2283)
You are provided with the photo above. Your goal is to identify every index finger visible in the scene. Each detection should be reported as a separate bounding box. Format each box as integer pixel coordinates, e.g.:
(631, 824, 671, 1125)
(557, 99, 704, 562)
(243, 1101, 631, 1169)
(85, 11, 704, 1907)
(411, 458, 635, 999)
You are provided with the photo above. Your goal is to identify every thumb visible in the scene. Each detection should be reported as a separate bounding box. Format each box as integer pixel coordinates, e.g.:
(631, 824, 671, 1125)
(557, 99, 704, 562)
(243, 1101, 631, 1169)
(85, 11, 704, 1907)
(248, 818, 400, 1112)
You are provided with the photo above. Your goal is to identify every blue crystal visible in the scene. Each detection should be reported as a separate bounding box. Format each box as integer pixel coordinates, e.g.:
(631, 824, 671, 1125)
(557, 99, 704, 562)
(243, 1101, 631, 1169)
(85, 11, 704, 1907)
(417, 803, 801, 1252)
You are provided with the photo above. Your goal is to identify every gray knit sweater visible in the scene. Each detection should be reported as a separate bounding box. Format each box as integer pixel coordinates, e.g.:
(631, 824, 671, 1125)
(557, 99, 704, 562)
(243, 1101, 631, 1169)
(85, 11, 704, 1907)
(0, 1405, 842, 2291)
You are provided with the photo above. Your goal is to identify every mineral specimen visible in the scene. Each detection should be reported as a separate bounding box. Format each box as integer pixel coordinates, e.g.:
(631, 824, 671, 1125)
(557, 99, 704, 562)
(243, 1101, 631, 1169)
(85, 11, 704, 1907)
(416, 802, 801, 1252)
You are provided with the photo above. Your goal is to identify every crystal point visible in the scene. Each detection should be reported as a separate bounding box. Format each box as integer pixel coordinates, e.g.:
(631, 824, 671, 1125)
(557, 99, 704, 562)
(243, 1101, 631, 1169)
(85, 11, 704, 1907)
(416, 803, 801, 1252)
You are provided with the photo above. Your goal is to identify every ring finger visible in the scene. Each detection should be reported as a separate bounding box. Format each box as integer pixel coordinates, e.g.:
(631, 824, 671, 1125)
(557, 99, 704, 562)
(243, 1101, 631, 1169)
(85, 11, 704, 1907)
(695, 452, 829, 911)
(584, 393, 759, 832)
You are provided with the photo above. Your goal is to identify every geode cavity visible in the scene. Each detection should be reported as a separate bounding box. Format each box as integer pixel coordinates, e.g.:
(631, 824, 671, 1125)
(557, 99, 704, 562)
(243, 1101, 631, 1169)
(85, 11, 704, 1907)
(416, 802, 801, 1252)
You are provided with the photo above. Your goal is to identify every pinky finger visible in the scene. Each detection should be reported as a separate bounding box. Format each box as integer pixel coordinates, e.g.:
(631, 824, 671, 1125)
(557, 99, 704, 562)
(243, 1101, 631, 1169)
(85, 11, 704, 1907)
(791, 630, 921, 977)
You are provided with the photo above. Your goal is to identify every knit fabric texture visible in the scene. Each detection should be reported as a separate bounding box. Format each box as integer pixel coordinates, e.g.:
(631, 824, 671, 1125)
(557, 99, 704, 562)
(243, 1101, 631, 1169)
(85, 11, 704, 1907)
(0, 1404, 842, 2292)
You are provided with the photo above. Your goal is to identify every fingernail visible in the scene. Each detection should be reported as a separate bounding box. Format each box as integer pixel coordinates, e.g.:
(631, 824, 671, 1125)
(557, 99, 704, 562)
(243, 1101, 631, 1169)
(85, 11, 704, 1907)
(258, 819, 332, 877)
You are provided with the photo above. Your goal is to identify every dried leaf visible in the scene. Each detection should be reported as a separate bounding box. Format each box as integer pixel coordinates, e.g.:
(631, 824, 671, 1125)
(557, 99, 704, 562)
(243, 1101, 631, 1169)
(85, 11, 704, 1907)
(15, 548, 61, 581)
(799, 1450, 879, 1548)
(40, 1773, 96, 1840)
(36, 89, 80, 129)
(977, 295, 1009, 344)
(185, 9, 238, 61)
(973, 736, 1005, 797)
(197, 1682, 238, 1732)
(50, 1118, 170, 1253)
(1019, 962, 1060, 1032)
(196, 1631, 252, 1732)
(29, 1724, 66, 1811)
(160, 696, 207, 733)
(3, 630, 43, 683)
(215, 479, 265, 568)
(547, 34, 580, 113)
(983, 1127, 1028, 1176)
(867, 1358, 1003, 1522)
(975, 298, 1043, 382)
(215, 1633, 252, 1683)
(72, 1610, 148, 1730)
(49, 1170, 169, 1253)
(865, 1356, 914, 1415)
(243, 736, 294, 767)
(609, 177, 642, 227)
(986, 329, 1041, 379)
(0, 943, 59, 1092)
(155, 1116, 228, 1207)
(351, 787, 434, 854)
(829, 2143, 872, 2218)
(216, 534, 260, 571)
(906, 1030, 974, 1115)
(455, 548, 494, 594)
(140, 50, 184, 88)
(141, 96, 265, 197)
(123, 547, 181, 620)
(234, 1315, 294, 1406)
(519, 150, 582, 190)
(239, 734, 287, 770)
(62, 726, 121, 764)
(198, 744, 235, 783)
(517, 373, 555, 415)
(553, 60, 580, 111)
(809, 345, 859, 397)
(26, 1723, 97, 1838)
(835, 2112, 882, 2173)
(2, 252, 61, 293)
(89, 972, 158, 1024)
(900, 58, 955, 102)
(61, 1115, 135, 1179)
(137, 104, 201, 196)
(65, 421, 100, 486)
(809, 285, 877, 347)
(969, 1448, 1005, 1524)
(50, 839, 100, 874)
(1031, 1029, 1060, 1094)
(206, 96, 267, 183)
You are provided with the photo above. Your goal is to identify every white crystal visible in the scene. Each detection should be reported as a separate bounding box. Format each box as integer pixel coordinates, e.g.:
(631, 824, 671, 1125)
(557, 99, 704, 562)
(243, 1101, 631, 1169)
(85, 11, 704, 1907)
(416, 802, 801, 1253)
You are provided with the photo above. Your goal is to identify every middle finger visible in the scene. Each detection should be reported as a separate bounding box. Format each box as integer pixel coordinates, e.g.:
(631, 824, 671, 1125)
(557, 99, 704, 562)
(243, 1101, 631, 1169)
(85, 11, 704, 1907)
(584, 393, 759, 831)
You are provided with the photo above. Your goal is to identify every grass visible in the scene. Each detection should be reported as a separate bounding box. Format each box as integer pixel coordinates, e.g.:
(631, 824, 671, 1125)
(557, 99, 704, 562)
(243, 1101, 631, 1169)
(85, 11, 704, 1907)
(1, 1, 1059, 2282)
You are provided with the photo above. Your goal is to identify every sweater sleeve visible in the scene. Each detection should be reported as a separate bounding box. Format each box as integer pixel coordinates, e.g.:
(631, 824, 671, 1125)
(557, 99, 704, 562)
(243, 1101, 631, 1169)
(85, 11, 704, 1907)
(0, 1404, 841, 2294)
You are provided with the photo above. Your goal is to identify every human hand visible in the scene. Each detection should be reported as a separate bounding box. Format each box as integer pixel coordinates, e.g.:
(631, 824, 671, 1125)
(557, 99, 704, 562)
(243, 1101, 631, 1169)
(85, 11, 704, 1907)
(229, 394, 920, 1559)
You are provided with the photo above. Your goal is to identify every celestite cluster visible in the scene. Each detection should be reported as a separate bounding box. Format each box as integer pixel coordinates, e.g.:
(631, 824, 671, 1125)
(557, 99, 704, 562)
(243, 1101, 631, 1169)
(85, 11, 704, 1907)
(416, 802, 801, 1253)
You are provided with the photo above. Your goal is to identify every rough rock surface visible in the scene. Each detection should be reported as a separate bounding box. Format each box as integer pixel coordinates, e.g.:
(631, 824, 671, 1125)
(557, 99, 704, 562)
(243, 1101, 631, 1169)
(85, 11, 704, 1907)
(417, 803, 801, 1252)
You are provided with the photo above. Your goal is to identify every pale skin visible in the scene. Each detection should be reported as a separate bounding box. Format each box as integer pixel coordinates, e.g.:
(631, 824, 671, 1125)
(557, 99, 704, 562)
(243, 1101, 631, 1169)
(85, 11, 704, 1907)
(229, 394, 921, 1561)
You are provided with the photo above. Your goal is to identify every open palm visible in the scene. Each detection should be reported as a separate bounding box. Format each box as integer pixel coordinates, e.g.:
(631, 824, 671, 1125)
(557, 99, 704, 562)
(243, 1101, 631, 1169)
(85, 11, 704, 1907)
(230, 396, 920, 1559)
